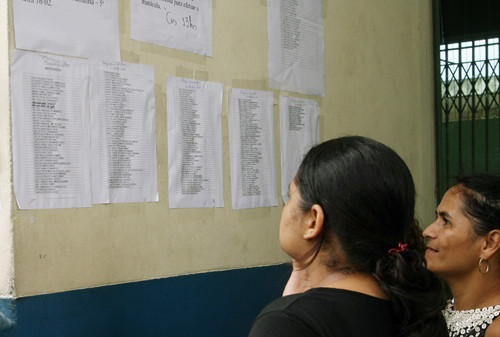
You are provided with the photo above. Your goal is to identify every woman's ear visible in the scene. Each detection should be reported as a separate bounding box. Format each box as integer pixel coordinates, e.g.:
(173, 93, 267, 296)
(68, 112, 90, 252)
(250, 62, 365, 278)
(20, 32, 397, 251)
(303, 204, 325, 240)
(481, 229, 500, 260)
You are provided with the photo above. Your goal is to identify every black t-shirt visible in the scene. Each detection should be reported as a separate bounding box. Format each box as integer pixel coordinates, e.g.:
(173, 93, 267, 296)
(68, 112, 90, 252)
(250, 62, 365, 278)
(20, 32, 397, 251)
(249, 288, 396, 337)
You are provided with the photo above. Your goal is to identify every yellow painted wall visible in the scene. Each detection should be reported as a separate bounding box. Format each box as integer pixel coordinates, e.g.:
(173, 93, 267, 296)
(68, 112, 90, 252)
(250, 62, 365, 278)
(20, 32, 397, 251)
(1, 0, 436, 297)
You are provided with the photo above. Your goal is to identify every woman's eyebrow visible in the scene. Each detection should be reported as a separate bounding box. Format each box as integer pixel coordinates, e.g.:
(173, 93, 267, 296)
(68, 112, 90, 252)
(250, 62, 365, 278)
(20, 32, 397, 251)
(438, 210, 452, 218)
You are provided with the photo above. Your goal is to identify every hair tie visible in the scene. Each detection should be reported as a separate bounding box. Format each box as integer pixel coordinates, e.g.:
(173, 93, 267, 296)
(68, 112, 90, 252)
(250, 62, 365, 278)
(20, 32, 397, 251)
(388, 242, 408, 255)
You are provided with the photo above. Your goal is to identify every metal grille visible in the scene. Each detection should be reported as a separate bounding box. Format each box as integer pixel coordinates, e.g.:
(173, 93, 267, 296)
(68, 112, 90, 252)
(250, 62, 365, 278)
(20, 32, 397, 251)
(438, 38, 500, 196)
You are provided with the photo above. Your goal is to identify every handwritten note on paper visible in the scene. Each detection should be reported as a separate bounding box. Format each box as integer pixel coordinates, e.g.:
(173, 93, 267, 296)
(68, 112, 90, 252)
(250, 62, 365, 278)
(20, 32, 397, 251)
(131, 0, 212, 56)
(167, 76, 223, 208)
(11, 50, 92, 209)
(13, 0, 120, 61)
(90, 61, 158, 204)
(228, 89, 278, 210)
(280, 95, 320, 203)
(268, 0, 325, 97)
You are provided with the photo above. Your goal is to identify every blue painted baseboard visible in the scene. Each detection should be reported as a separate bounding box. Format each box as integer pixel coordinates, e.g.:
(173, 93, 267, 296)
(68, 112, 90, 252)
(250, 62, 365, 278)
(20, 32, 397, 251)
(0, 264, 291, 337)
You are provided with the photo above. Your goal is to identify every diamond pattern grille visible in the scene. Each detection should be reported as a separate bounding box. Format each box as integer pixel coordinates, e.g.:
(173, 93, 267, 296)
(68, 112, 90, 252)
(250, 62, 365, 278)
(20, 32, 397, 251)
(438, 39, 500, 196)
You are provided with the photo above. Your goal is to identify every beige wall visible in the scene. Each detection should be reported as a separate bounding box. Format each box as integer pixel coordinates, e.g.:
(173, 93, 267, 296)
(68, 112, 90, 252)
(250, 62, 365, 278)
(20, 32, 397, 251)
(1, 0, 436, 298)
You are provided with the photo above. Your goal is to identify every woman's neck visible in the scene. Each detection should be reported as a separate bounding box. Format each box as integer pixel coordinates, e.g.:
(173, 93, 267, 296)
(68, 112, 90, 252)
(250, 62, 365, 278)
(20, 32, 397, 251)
(448, 272, 500, 310)
(320, 271, 390, 300)
(283, 258, 388, 300)
(282, 258, 351, 296)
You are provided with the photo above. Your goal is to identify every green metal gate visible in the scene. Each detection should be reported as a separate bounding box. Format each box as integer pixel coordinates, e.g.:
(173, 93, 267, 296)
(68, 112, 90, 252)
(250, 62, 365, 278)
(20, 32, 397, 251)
(435, 0, 500, 198)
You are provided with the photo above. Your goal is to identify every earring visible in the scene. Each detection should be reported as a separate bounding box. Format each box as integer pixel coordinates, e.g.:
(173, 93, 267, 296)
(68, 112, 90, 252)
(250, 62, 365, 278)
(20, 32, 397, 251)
(479, 257, 490, 275)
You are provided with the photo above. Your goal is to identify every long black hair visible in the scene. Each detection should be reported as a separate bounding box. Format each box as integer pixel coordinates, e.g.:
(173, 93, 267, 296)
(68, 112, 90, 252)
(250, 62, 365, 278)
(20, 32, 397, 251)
(295, 136, 446, 337)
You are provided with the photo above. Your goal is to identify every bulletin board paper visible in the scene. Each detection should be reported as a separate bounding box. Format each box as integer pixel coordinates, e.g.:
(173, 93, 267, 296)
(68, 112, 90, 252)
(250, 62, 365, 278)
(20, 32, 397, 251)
(280, 95, 320, 203)
(228, 88, 278, 210)
(131, 0, 213, 57)
(90, 61, 159, 204)
(13, 0, 120, 61)
(268, 0, 325, 97)
(167, 76, 224, 208)
(11, 50, 92, 209)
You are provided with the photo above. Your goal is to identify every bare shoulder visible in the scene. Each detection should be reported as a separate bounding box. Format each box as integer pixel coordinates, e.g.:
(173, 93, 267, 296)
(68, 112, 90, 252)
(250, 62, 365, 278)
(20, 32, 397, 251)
(485, 318, 500, 337)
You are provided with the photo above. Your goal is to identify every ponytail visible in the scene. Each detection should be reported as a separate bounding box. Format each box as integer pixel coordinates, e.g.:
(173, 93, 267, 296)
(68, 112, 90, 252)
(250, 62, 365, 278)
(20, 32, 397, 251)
(374, 224, 447, 337)
(294, 136, 448, 337)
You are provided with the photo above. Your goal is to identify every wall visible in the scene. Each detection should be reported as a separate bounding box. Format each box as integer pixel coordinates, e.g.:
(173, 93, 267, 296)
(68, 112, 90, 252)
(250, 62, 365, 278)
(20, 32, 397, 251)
(323, 0, 437, 223)
(1, 0, 14, 298)
(2, 264, 292, 337)
(8, 0, 288, 297)
(0, 0, 437, 335)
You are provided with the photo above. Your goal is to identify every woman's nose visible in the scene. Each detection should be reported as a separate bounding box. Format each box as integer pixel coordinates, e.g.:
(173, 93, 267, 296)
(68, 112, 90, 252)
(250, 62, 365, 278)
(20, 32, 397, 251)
(422, 221, 437, 239)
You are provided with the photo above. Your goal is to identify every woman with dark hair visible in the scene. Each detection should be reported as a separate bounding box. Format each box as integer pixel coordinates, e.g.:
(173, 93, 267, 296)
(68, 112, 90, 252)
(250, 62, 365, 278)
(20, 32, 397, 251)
(423, 173, 500, 337)
(249, 136, 447, 337)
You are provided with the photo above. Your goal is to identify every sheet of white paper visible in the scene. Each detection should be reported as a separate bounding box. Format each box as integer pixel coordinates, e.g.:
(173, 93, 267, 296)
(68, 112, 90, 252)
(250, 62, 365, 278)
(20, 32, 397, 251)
(228, 89, 278, 210)
(11, 50, 92, 209)
(268, 0, 325, 97)
(90, 61, 158, 204)
(280, 95, 320, 203)
(13, 0, 120, 61)
(167, 76, 223, 208)
(131, 0, 212, 57)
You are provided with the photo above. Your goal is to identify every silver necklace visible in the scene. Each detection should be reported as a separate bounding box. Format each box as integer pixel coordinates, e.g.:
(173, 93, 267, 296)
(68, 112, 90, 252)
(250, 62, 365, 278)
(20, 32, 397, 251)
(443, 299, 500, 337)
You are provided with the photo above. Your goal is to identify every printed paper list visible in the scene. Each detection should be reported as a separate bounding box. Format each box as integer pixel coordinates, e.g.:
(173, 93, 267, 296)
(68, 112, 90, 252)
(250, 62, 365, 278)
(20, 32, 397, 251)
(229, 89, 277, 209)
(167, 77, 223, 208)
(91, 61, 158, 203)
(11, 50, 92, 209)
(25, 74, 85, 195)
(268, 0, 325, 97)
(280, 95, 320, 203)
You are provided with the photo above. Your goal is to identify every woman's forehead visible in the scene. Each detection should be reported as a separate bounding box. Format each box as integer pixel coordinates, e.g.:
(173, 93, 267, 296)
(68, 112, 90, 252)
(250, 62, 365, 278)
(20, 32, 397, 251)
(439, 187, 465, 213)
